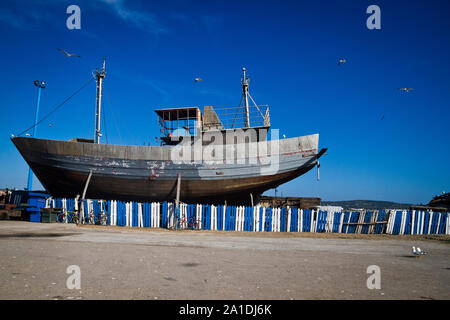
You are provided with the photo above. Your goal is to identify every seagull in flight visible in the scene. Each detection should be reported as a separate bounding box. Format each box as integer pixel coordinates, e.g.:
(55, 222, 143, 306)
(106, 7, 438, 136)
(194, 78, 203, 82)
(398, 87, 414, 92)
(57, 48, 81, 58)
(337, 58, 346, 65)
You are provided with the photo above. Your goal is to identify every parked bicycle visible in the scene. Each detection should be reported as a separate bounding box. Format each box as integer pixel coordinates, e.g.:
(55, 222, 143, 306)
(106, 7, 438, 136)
(56, 209, 80, 224)
(178, 216, 201, 230)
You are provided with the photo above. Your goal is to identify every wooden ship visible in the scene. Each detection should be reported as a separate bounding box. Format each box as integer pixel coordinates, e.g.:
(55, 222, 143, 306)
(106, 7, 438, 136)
(12, 62, 326, 204)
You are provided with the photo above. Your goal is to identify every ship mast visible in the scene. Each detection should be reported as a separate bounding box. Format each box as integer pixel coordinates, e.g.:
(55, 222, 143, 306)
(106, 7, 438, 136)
(94, 58, 106, 144)
(241, 67, 250, 128)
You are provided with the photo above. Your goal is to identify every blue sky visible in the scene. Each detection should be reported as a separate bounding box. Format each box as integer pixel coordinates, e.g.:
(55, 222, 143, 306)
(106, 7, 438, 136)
(0, 0, 449, 203)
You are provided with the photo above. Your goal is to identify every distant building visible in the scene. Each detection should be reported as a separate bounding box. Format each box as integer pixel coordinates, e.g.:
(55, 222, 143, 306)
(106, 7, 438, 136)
(409, 192, 450, 213)
(316, 205, 343, 213)
(258, 196, 321, 209)
(428, 192, 450, 210)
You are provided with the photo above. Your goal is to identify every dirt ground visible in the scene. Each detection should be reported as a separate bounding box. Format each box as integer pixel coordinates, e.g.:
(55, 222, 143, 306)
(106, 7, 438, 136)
(0, 221, 449, 300)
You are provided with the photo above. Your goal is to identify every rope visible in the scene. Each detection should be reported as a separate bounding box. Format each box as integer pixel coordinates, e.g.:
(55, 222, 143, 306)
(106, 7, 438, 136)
(15, 77, 94, 137)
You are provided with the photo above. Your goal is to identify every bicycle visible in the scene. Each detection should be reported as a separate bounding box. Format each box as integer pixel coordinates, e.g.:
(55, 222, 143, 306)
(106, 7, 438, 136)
(88, 209, 96, 225)
(97, 209, 108, 225)
(56, 209, 80, 224)
(178, 216, 201, 230)
(57, 208, 68, 223)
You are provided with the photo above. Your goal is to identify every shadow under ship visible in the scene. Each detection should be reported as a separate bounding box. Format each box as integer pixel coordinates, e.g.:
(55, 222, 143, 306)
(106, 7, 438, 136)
(12, 63, 326, 204)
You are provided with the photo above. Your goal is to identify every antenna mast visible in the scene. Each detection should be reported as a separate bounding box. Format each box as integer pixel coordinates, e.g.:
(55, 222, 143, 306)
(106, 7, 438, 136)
(94, 58, 106, 144)
(241, 67, 250, 128)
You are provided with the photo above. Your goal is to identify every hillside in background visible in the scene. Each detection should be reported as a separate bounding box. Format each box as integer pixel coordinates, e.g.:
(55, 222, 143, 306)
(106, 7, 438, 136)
(321, 200, 417, 210)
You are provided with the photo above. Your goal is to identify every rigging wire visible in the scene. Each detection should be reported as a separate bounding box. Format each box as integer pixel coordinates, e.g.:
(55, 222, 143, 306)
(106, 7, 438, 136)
(101, 99, 108, 144)
(102, 87, 124, 145)
(15, 77, 95, 137)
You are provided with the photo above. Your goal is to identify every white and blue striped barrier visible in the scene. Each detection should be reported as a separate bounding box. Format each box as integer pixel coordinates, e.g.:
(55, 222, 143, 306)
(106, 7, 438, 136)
(47, 198, 450, 235)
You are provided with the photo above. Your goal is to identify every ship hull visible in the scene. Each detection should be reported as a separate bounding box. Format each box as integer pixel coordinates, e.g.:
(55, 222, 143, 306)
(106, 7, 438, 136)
(12, 135, 323, 203)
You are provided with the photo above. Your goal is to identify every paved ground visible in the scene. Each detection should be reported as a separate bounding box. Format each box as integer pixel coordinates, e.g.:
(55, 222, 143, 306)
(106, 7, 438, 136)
(0, 221, 449, 300)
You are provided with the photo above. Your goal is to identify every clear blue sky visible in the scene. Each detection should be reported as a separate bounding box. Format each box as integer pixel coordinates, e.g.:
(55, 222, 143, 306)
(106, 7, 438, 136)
(0, 0, 449, 204)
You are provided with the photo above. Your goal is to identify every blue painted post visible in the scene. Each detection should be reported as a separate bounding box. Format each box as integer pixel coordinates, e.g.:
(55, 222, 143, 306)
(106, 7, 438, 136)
(142, 203, 146, 227)
(317, 211, 321, 232)
(148, 202, 151, 227)
(151, 202, 154, 227)
(334, 212, 341, 233)
(405, 211, 411, 235)
(352, 212, 358, 234)
(292, 208, 297, 232)
(162, 202, 167, 228)
(347, 212, 352, 233)
(318, 211, 322, 232)
(441, 213, 448, 234)
(244, 206, 248, 231)
(203, 205, 206, 230)
(344, 212, 349, 233)
(303, 210, 308, 232)
(267, 207, 272, 232)
(307, 210, 311, 232)
(207, 205, 211, 230)
(247, 206, 251, 231)
(226, 206, 231, 231)
(120, 201, 125, 226)
(392, 211, 400, 235)
(233, 205, 236, 231)
(117, 201, 121, 226)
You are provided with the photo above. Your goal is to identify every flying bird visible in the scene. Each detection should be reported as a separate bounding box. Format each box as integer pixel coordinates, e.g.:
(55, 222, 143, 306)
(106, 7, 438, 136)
(57, 48, 81, 58)
(194, 78, 203, 82)
(337, 58, 346, 65)
(398, 87, 414, 92)
(25, 133, 31, 137)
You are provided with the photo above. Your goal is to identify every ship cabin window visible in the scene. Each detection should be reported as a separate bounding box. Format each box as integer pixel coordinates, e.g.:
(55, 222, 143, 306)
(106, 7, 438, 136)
(155, 107, 201, 145)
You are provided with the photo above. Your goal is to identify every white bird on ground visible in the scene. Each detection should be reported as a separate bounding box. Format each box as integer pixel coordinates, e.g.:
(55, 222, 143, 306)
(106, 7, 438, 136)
(398, 87, 414, 92)
(416, 247, 427, 255)
(412, 246, 427, 257)
(194, 78, 202, 82)
(338, 58, 346, 65)
(57, 48, 81, 58)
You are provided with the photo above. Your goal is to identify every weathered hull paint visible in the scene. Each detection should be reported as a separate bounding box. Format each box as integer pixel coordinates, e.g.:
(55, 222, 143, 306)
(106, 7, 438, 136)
(12, 136, 321, 203)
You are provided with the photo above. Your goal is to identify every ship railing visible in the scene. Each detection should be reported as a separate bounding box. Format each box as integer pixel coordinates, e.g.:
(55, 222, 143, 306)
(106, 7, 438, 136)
(203, 105, 270, 129)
